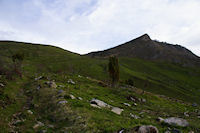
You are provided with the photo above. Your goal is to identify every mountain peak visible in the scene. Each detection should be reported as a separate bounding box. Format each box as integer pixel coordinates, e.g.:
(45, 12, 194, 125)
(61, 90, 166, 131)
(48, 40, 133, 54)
(137, 34, 151, 41)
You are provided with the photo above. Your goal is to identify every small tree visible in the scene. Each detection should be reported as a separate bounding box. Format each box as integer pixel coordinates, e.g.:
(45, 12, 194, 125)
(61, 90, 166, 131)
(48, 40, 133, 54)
(108, 56, 119, 87)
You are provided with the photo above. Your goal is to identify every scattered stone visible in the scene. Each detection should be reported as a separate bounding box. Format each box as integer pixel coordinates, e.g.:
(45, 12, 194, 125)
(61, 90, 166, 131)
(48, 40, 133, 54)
(67, 79, 75, 85)
(156, 117, 164, 122)
(27, 110, 33, 115)
(163, 117, 189, 127)
(45, 81, 57, 88)
(36, 85, 41, 90)
(127, 95, 137, 102)
(33, 121, 44, 129)
(40, 130, 47, 133)
(130, 113, 140, 119)
(78, 97, 83, 100)
(197, 116, 200, 119)
(165, 131, 170, 133)
(90, 98, 111, 108)
(124, 103, 131, 107)
(58, 89, 64, 94)
(136, 125, 159, 133)
(118, 129, 124, 133)
(111, 107, 123, 115)
(142, 98, 147, 103)
(58, 85, 65, 88)
(90, 104, 101, 108)
(70, 94, 76, 99)
(58, 100, 68, 105)
(171, 129, 181, 133)
(0, 83, 4, 87)
(35, 76, 43, 81)
(184, 112, 189, 117)
(47, 124, 54, 128)
(188, 131, 194, 133)
(192, 103, 198, 107)
(78, 75, 82, 78)
(133, 103, 137, 106)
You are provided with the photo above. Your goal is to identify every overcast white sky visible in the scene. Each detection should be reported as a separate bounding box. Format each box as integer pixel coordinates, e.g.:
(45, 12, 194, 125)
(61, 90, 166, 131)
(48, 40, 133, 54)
(0, 0, 200, 56)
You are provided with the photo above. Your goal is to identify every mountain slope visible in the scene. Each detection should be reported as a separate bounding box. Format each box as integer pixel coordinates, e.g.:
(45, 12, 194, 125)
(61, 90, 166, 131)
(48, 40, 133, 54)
(87, 34, 200, 67)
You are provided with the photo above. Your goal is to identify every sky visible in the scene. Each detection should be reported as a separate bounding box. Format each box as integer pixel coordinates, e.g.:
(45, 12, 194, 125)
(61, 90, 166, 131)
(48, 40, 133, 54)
(0, 0, 200, 56)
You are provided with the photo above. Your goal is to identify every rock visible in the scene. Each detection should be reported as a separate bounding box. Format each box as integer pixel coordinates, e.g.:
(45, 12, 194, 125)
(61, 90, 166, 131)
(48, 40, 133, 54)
(90, 98, 111, 108)
(58, 85, 65, 88)
(45, 81, 57, 88)
(184, 112, 189, 117)
(27, 110, 33, 115)
(58, 100, 68, 105)
(0, 83, 4, 87)
(67, 79, 75, 85)
(130, 113, 140, 119)
(111, 107, 123, 115)
(137, 125, 159, 133)
(36, 85, 41, 90)
(171, 129, 181, 133)
(197, 116, 200, 119)
(165, 131, 170, 133)
(58, 89, 64, 94)
(69, 94, 76, 99)
(78, 97, 83, 100)
(163, 117, 189, 127)
(156, 117, 164, 122)
(40, 130, 47, 133)
(90, 104, 101, 108)
(118, 129, 124, 133)
(133, 103, 137, 106)
(127, 95, 137, 102)
(142, 98, 147, 103)
(124, 103, 131, 107)
(35, 76, 43, 81)
(188, 131, 194, 133)
(192, 103, 198, 107)
(48, 124, 54, 128)
(78, 75, 82, 78)
(33, 121, 44, 129)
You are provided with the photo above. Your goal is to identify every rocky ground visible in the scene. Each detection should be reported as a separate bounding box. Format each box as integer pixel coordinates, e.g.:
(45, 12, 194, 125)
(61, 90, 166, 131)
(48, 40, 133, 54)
(0, 74, 200, 132)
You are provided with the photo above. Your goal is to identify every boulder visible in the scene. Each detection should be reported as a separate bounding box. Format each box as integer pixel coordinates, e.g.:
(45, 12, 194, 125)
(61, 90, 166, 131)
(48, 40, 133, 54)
(163, 117, 189, 127)
(78, 97, 83, 100)
(111, 107, 123, 115)
(90, 98, 111, 108)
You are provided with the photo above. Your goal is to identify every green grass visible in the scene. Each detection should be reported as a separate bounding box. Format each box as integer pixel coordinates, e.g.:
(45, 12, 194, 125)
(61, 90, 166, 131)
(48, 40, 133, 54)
(0, 41, 200, 132)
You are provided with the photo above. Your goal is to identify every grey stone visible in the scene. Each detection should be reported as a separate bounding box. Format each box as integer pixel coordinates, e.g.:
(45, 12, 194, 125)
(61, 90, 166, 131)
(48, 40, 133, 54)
(70, 94, 76, 99)
(45, 81, 57, 88)
(35, 76, 43, 81)
(58, 100, 68, 105)
(163, 117, 189, 127)
(124, 103, 131, 107)
(33, 121, 44, 129)
(0, 83, 4, 87)
(137, 125, 159, 133)
(67, 79, 75, 85)
(111, 107, 123, 115)
(130, 113, 140, 119)
(90, 98, 111, 108)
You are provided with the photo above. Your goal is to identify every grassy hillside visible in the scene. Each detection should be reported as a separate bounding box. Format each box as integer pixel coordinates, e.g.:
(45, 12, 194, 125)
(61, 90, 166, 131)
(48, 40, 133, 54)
(0, 41, 200, 132)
